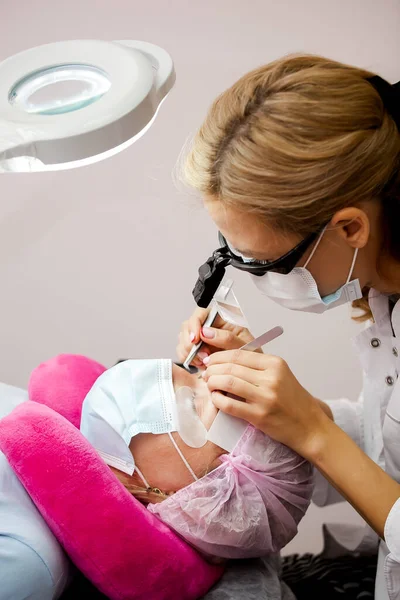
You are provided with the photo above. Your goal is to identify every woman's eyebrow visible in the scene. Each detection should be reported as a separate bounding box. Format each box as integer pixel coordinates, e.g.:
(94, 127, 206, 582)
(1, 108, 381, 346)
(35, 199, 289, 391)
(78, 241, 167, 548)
(234, 247, 252, 254)
(232, 245, 258, 255)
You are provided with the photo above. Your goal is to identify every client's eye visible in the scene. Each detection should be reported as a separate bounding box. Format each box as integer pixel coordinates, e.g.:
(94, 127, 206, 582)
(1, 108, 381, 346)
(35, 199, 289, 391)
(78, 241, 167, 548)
(176, 387, 198, 416)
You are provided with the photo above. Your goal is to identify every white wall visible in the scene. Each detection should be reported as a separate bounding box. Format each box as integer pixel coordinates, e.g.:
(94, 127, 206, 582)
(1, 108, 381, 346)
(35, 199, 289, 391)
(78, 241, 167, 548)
(1, 0, 399, 553)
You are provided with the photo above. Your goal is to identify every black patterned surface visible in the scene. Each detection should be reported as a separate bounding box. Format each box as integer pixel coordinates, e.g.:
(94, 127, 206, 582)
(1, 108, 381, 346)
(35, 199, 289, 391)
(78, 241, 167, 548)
(282, 553, 377, 600)
(60, 552, 378, 599)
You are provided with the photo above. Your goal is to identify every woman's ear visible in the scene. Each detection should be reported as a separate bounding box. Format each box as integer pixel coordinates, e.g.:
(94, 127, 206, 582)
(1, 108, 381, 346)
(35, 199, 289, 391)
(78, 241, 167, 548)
(330, 207, 370, 249)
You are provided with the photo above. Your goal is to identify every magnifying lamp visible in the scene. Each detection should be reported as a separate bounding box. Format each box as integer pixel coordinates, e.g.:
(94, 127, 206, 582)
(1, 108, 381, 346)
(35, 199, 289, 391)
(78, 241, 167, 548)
(0, 39, 175, 172)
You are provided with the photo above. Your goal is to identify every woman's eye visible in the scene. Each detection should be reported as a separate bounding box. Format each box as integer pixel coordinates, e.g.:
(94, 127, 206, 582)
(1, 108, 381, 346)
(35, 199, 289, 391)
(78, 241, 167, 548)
(231, 247, 270, 265)
(240, 255, 271, 265)
(250, 258, 271, 265)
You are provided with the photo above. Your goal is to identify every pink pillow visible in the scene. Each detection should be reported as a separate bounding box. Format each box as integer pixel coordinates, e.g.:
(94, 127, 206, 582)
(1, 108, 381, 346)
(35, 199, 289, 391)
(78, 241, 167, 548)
(28, 354, 106, 429)
(0, 401, 222, 600)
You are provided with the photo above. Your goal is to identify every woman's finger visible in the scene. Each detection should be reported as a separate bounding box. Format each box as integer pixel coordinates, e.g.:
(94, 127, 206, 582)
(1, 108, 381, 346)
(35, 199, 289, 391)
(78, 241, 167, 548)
(176, 327, 204, 366)
(202, 362, 261, 385)
(177, 345, 205, 367)
(210, 390, 258, 422)
(200, 327, 246, 351)
(176, 349, 203, 367)
(176, 312, 207, 366)
(188, 307, 210, 345)
(206, 374, 260, 403)
(205, 348, 269, 370)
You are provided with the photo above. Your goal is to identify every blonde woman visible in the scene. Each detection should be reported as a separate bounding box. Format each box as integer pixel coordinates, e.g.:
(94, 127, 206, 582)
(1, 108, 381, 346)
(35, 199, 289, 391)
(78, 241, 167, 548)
(177, 55, 400, 600)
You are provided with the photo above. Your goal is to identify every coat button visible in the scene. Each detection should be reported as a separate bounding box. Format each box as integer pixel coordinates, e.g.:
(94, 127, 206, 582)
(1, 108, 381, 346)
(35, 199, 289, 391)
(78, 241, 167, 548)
(371, 338, 381, 348)
(386, 376, 395, 386)
(393, 347, 398, 357)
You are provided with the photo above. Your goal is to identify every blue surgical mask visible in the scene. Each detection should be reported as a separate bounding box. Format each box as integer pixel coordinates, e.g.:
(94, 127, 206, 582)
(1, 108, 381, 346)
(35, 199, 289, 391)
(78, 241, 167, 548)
(80, 359, 207, 483)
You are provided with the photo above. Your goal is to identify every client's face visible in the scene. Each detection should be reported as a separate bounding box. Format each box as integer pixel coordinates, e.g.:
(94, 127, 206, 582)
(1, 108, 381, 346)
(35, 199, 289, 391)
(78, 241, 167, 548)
(128, 365, 225, 494)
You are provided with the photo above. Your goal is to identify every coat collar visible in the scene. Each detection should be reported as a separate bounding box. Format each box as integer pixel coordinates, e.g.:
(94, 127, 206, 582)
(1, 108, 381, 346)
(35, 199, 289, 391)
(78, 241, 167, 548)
(369, 289, 400, 337)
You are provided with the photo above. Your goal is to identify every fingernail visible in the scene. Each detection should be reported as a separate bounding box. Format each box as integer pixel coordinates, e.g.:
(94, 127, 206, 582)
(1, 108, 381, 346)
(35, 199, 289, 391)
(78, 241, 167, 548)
(202, 327, 215, 339)
(197, 351, 208, 361)
(189, 332, 195, 343)
(202, 356, 210, 365)
(201, 370, 207, 379)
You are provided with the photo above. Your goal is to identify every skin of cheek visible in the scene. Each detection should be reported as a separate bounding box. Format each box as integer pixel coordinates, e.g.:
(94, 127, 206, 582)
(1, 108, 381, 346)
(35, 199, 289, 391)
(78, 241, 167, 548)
(129, 433, 191, 491)
(293, 221, 380, 296)
(129, 433, 224, 492)
(129, 433, 222, 492)
(302, 230, 357, 297)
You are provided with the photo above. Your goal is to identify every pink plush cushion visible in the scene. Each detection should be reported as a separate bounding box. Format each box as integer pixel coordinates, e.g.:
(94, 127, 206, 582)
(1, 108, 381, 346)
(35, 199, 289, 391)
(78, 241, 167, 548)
(0, 354, 222, 599)
(0, 402, 222, 600)
(28, 354, 106, 429)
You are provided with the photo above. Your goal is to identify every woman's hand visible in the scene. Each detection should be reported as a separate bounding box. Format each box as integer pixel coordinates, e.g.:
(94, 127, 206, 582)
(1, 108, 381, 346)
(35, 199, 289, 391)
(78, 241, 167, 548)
(204, 351, 400, 542)
(176, 307, 256, 368)
(202, 349, 331, 459)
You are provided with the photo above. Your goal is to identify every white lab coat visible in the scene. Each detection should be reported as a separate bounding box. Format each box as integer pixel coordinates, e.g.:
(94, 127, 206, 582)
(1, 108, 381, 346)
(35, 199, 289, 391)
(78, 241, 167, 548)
(313, 290, 400, 600)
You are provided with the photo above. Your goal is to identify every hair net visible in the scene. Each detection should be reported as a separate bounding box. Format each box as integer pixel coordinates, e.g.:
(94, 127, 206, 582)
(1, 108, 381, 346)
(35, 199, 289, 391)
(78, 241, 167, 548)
(148, 425, 313, 559)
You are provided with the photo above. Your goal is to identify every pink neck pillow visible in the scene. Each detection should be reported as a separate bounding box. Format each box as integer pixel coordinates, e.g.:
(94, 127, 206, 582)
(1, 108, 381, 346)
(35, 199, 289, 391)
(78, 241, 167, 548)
(28, 353, 106, 429)
(0, 354, 223, 600)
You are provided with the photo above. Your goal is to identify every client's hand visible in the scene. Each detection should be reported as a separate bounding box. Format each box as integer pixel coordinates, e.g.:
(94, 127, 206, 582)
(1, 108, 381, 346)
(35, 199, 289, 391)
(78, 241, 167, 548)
(202, 350, 333, 459)
(176, 307, 255, 368)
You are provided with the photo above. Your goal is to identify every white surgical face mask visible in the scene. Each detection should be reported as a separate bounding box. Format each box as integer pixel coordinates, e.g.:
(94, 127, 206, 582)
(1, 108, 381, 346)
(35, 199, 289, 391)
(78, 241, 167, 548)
(80, 359, 207, 483)
(249, 228, 362, 314)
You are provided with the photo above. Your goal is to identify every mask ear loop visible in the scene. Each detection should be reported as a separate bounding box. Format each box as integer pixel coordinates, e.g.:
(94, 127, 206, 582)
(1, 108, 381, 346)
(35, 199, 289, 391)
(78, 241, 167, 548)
(168, 432, 199, 482)
(346, 247, 359, 283)
(135, 466, 151, 489)
(303, 224, 359, 282)
(303, 226, 327, 269)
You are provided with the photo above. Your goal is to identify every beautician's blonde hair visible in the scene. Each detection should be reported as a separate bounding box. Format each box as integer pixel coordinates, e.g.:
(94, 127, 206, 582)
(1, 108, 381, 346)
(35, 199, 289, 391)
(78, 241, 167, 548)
(182, 55, 400, 320)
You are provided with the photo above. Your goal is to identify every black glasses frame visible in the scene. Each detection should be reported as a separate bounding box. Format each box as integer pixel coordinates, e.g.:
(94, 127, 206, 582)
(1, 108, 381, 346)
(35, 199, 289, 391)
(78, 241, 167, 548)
(192, 228, 323, 308)
(217, 230, 322, 275)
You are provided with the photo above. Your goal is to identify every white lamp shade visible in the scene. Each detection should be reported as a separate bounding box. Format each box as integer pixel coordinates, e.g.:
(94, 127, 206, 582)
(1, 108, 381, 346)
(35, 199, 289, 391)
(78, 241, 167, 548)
(0, 39, 175, 172)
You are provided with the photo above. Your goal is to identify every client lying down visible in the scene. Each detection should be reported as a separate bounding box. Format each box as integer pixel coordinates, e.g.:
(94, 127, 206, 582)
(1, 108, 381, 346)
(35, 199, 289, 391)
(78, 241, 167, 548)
(81, 358, 313, 560)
